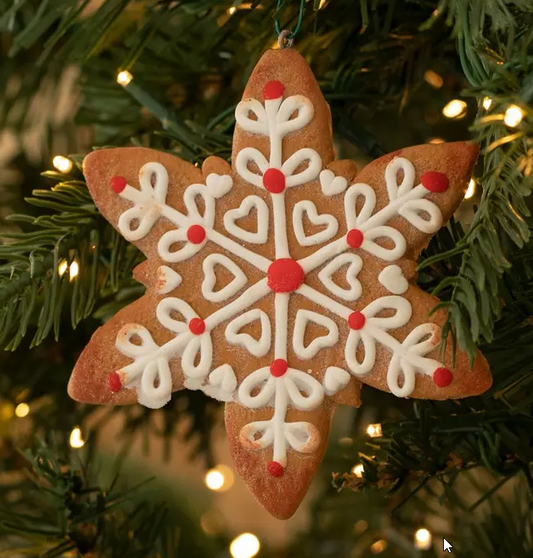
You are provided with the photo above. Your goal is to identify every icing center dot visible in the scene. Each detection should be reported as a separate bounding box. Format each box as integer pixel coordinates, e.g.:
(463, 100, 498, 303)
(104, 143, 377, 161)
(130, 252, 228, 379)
(110, 176, 127, 193)
(270, 359, 288, 377)
(263, 80, 284, 100)
(189, 318, 206, 335)
(263, 168, 286, 193)
(267, 259, 305, 293)
(348, 311, 366, 330)
(346, 228, 364, 249)
(187, 224, 206, 244)
(267, 461, 284, 477)
(108, 372, 122, 393)
(421, 171, 449, 193)
(433, 367, 453, 387)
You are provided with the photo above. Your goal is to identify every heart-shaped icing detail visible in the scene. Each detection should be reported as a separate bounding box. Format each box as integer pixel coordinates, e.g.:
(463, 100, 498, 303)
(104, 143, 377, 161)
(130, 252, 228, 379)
(225, 309, 271, 357)
(156, 265, 182, 294)
(293, 310, 339, 359)
(293, 200, 338, 246)
(206, 173, 233, 198)
(224, 195, 269, 244)
(318, 253, 363, 301)
(319, 169, 348, 196)
(201, 253, 247, 303)
(323, 367, 351, 396)
(378, 264, 409, 294)
(203, 364, 237, 402)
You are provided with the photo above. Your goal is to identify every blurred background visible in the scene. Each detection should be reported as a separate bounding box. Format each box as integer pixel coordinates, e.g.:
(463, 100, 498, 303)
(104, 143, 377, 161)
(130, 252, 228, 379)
(1, 1, 533, 557)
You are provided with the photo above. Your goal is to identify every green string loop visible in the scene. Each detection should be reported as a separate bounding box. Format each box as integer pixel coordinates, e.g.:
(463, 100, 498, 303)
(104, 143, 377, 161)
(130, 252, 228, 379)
(274, 0, 306, 40)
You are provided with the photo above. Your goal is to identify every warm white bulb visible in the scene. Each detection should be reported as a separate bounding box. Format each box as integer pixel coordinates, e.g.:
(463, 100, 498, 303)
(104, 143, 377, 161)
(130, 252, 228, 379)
(424, 70, 443, 89)
(69, 261, 79, 280)
(483, 96, 492, 110)
(352, 464, 364, 477)
(465, 178, 476, 199)
(414, 528, 432, 550)
(117, 70, 133, 86)
(504, 105, 524, 127)
(58, 260, 68, 277)
(367, 423, 383, 438)
(228, 6, 237, 14)
(319, 0, 327, 7)
(442, 99, 467, 119)
(15, 403, 30, 418)
(70, 427, 85, 449)
(230, 533, 260, 558)
(205, 469, 225, 491)
(52, 155, 73, 173)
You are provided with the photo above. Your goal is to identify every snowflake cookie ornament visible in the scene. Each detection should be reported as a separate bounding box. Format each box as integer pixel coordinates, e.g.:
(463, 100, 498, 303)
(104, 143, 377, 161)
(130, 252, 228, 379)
(69, 48, 491, 519)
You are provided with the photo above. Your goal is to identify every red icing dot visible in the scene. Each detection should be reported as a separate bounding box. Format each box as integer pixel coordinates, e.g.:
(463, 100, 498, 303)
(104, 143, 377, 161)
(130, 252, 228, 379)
(348, 311, 366, 330)
(270, 359, 288, 377)
(263, 168, 286, 194)
(263, 80, 284, 100)
(421, 171, 449, 193)
(433, 367, 453, 387)
(108, 372, 122, 393)
(187, 225, 206, 244)
(267, 259, 305, 293)
(189, 318, 206, 335)
(267, 461, 284, 477)
(346, 228, 364, 249)
(110, 176, 127, 194)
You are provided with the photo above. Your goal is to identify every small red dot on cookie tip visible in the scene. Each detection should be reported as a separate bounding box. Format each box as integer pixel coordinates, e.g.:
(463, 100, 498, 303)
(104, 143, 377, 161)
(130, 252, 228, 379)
(346, 228, 364, 249)
(348, 311, 366, 330)
(263, 80, 284, 100)
(189, 318, 206, 335)
(270, 359, 288, 377)
(110, 176, 127, 193)
(108, 372, 122, 393)
(421, 171, 449, 193)
(187, 224, 206, 244)
(263, 168, 286, 194)
(267, 461, 284, 477)
(433, 367, 453, 387)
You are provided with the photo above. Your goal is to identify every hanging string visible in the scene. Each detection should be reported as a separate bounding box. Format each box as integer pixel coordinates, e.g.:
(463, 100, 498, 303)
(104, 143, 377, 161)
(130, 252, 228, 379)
(275, 0, 305, 45)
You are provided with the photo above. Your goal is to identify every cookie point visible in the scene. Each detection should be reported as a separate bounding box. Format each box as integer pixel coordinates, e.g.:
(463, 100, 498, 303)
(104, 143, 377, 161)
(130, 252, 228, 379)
(421, 171, 449, 193)
(110, 176, 127, 194)
(263, 168, 286, 193)
(348, 311, 366, 330)
(187, 224, 206, 244)
(108, 372, 123, 393)
(263, 80, 284, 100)
(267, 259, 305, 293)
(189, 318, 206, 335)
(433, 367, 453, 387)
(270, 359, 288, 377)
(267, 461, 284, 477)
(346, 228, 364, 249)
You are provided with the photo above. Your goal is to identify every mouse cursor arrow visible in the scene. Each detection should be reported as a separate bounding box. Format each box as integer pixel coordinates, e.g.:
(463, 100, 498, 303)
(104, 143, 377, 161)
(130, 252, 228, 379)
(443, 538, 452, 553)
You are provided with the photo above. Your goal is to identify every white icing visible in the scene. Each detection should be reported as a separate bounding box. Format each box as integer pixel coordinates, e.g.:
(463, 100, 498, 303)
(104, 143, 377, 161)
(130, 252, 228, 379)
(157, 266, 182, 294)
(235, 98, 269, 135)
(281, 148, 322, 188)
(204, 364, 237, 401)
(317, 253, 362, 301)
(379, 265, 408, 294)
(274, 293, 289, 360)
(182, 334, 213, 378)
(201, 254, 247, 303)
(323, 367, 351, 396)
(293, 309, 339, 359)
(223, 195, 269, 244)
(272, 194, 290, 258)
(293, 201, 338, 246)
(398, 198, 443, 233)
(319, 169, 348, 196)
(225, 309, 271, 357)
(235, 147, 269, 188)
(276, 95, 314, 137)
(206, 173, 233, 198)
(158, 228, 203, 263)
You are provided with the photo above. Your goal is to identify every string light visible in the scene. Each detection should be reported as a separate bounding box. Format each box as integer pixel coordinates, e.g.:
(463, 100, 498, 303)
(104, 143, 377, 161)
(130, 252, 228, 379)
(414, 528, 432, 550)
(428, 138, 445, 144)
(204, 465, 234, 491)
(69, 427, 85, 449)
(69, 261, 79, 280)
(15, 403, 30, 418)
(227, 6, 237, 14)
(504, 105, 524, 127)
(424, 70, 443, 89)
(465, 178, 476, 199)
(367, 423, 383, 438)
(352, 464, 364, 477)
(229, 533, 260, 558)
(58, 260, 68, 277)
(52, 155, 73, 173)
(319, 0, 328, 7)
(117, 70, 133, 86)
(483, 96, 493, 110)
(370, 540, 388, 554)
(442, 99, 467, 119)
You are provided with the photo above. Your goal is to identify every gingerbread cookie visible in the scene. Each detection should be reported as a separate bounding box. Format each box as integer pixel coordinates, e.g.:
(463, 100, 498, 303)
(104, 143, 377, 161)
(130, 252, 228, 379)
(69, 48, 491, 519)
